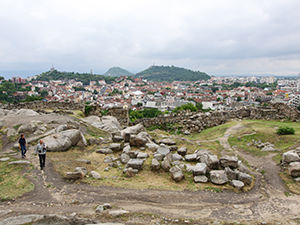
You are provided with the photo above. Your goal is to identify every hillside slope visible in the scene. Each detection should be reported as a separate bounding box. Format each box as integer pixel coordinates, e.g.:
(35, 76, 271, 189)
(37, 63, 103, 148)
(35, 70, 115, 85)
(104, 67, 133, 77)
(136, 65, 210, 81)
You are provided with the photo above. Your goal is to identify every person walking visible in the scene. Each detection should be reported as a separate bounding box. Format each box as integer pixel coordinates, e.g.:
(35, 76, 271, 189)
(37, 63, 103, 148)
(18, 134, 27, 159)
(35, 139, 47, 170)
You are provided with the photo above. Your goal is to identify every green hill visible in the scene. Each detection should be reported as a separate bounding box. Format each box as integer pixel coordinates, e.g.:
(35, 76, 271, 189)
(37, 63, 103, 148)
(136, 65, 210, 81)
(104, 67, 133, 77)
(35, 70, 115, 85)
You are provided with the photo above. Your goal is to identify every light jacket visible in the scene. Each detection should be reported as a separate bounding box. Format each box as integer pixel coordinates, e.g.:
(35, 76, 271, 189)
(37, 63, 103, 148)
(36, 143, 47, 155)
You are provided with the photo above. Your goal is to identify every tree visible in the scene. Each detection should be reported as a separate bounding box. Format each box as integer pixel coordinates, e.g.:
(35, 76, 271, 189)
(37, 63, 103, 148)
(237, 96, 242, 102)
(0, 76, 4, 81)
(40, 90, 48, 97)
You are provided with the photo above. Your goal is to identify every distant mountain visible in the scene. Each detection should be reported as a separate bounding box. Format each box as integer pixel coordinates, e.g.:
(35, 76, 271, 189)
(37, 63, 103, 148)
(136, 65, 210, 81)
(35, 70, 115, 85)
(104, 67, 133, 77)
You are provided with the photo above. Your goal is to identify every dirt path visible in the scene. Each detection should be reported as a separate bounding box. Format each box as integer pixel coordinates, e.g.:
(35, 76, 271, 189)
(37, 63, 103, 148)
(0, 124, 300, 224)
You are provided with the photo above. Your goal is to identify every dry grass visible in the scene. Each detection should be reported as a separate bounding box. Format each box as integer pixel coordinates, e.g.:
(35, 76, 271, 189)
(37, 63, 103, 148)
(0, 159, 34, 200)
(279, 171, 300, 195)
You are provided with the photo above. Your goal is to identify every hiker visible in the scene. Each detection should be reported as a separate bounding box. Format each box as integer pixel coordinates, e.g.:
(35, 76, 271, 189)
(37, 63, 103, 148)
(35, 139, 47, 170)
(18, 134, 27, 159)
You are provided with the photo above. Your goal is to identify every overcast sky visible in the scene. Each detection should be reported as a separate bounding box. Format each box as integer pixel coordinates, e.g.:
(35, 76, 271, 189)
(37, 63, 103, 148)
(1, 0, 300, 78)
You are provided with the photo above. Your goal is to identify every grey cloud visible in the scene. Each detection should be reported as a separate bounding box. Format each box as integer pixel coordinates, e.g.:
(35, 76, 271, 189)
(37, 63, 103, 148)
(0, 0, 300, 78)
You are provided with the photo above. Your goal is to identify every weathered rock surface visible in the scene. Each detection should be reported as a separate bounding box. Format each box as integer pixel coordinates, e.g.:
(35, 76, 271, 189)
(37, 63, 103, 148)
(90, 171, 101, 179)
(231, 180, 245, 189)
(170, 166, 184, 182)
(219, 155, 238, 168)
(172, 153, 183, 161)
(159, 138, 176, 146)
(123, 167, 139, 177)
(151, 158, 160, 171)
(185, 153, 197, 162)
(283, 150, 300, 163)
(76, 159, 91, 164)
(156, 146, 170, 157)
(192, 163, 207, 176)
(43, 129, 83, 152)
(109, 143, 123, 152)
(8, 160, 30, 165)
(198, 152, 219, 169)
(127, 159, 144, 170)
(209, 170, 228, 185)
(177, 147, 187, 156)
(121, 123, 145, 137)
(83, 115, 121, 133)
(137, 152, 148, 159)
(146, 142, 159, 152)
(194, 175, 208, 183)
(288, 162, 300, 178)
(0, 157, 10, 162)
(96, 148, 113, 154)
(161, 157, 172, 172)
(129, 135, 147, 147)
(108, 210, 129, 217)
(120, 153, 130, 164)
(237, 171, 253, 185)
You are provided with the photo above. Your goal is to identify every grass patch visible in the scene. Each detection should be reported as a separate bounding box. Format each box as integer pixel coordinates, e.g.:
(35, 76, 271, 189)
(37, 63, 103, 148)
(85, 125, 109, 138)
(13, 124, 21, 130)
(0, 160, 34, 200)
(188, 121, 238, 141)
(280, 171, 300, 194)
(228, 120, 300, 157)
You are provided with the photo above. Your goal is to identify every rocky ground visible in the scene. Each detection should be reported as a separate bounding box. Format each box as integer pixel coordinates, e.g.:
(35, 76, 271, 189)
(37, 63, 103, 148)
(0, 109, 300, 225)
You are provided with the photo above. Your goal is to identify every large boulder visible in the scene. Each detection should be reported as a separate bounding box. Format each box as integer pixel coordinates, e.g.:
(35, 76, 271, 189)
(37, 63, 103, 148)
(170, 166, 184, 182)
(159, 138, 176, 146)
(127, 159, 144, 170)
(120, 153, 130, 164)
(83, 115, 121, 133)
(209, 170, 228, 185)
(121, 123, 145, 137)
(156, 146, 170, 157)
(185, 153, 197, 162)
(130, 135, 147, 147)
(109, 143, 123, 152)
(198, 152, 219, 169)
(225, 167, 238, 180)
(172, 153, 183, 161)
(283, 150, 300, 163)
(288, 162, 300, 178)
(237, 172, 253, 185)
(136, 132, 153, 143)
(219, 155, 238, 168)
(43, 129, 83, 151)
(230, 180, 244, 190)
(151, 158, 160, 171)
(194, 175, 208, 183)
(161, 157, 172, 172)
(17, 122, 37, 133)
(177, 147, 187, 156)
(192, 163, 207, 176)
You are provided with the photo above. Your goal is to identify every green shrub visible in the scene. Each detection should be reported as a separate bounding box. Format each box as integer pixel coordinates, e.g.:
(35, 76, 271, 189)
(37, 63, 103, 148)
(84, 105, 94, 116)
(129, 108, 162, 122)
(276, 127, 295, 135)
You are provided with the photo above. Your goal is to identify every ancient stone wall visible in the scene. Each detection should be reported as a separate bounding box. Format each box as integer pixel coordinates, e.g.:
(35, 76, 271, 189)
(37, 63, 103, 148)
(2, 101, 129, 125)
(131, 103, 300, 133)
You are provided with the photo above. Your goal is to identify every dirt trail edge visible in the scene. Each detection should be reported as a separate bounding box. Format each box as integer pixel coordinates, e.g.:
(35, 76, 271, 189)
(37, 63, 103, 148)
(0, 123, 300, 224)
